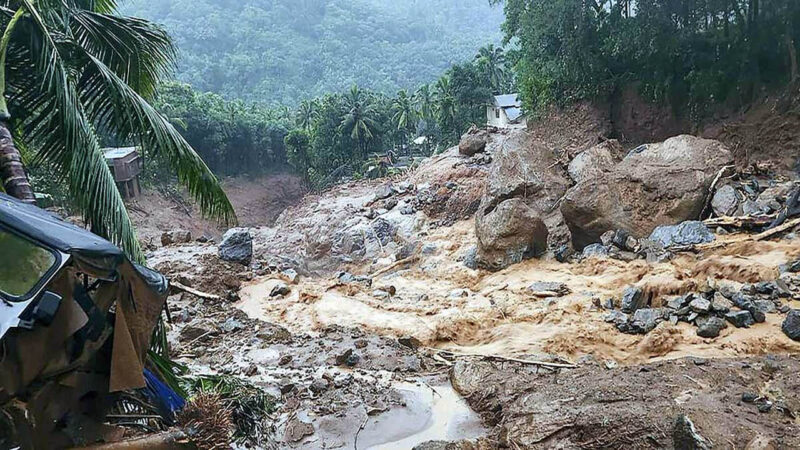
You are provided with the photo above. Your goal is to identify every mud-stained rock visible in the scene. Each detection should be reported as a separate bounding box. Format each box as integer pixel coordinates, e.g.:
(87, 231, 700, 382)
(561, 135, 734, 248)
(161, 229, 192, 246)
(474, 131, 571, 269)
(475, 198, 548, 271)
(567, 140, 623, 183)
(459, 126, 489, 156)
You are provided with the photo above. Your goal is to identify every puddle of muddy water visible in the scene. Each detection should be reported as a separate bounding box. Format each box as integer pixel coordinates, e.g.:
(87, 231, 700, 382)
(356, 381, 487, 449)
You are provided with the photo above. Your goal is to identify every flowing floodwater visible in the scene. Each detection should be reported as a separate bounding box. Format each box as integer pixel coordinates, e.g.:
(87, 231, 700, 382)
(358, 381, 488, 449)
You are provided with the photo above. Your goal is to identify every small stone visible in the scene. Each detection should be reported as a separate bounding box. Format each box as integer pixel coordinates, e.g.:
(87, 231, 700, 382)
(725, 310, 755, 328)
(710, 292, 733, 313)
(270, 281, 290, 297)
(278, 355, 293, 366)
(555, 244, 573, 263)
(398, 336, 422, 349)
(333, 373, 354, 388)
(604, 310, 629, 326)
(221, 317, 244, 333)
(354, 339, 368, 349)
(630, 308, 669, 334)
(696, 316, 727, 338)
(309, 378, 329, 394)
(582, 243, 609, 258)
(690, 297, 712, 314)
(754, 281, 775, 295)
(782, 309, 800, 341)
(528, 281, 570, 297)
(687, 312, 699, 323)
(335, 349, 360, 367)
(603, 298, 615, 310)
(374, 184, 394, 201)
(753, 299, 776, 314)
(741, 392, 759, 403)
(282, 268, 299, 284)
(757, 401, 773, 413)
(621, 286, 646, 313)
(667, 295, 690, 310)
(448, 289, 470, 299)
(421, 243, 438, 255)
(372, 289, 390, 300)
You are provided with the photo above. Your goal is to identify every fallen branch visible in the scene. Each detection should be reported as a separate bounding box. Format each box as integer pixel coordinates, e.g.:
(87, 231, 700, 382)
(170, 281, 221, 301)
(71, 430, 192, 449)
(703, 214, 776, 229)
(699, 165, 735, 219)
(368, 255, 419, 279)
(675, 217, 800, 252)
(422, 347, 576, 369)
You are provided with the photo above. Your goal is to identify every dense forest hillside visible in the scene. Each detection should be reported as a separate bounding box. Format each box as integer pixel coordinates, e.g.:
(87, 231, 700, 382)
(123, 0, 504, 104)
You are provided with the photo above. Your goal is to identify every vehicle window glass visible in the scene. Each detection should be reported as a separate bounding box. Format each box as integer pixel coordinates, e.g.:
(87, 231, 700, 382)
(0, 229, 57, 300)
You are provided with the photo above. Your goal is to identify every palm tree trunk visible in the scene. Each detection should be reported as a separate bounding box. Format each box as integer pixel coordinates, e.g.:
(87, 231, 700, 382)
(0, 120, 35, 202)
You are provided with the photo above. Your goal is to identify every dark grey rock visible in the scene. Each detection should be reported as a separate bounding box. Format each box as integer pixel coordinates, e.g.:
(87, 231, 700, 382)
(219, 228, 253, 265)
(270, 281, 290, 297)
(604, 310, 629, 326)
(528, 281, 570, 296)
(711, 184, 740, 217)
(666, 295, 691, 310)
(309, 378, 329, 394)
(782, 310, 800, 341)
(672, 415, 710, 450)
(754, 281, 775, 295)
(462, 246, 478, 269)
(555, 244, 573, 263)
(725, 310, 755, 328)
(649, 221, 715, 248)
(753, 299, 776, 314)
(689, 297, 712, 314)
(630, 308, 669, 334)
(582, 243, 609, 258)
(621, 286, 646, 313)
(337, 272, 373, 287)
(335, 349, 360, 367)
(603, 298, 615, 310)
(731, 293, 766, 323)
(710, 293, 733, 313)
(696, 316, 727, 338)
(600, 230, 616, 247)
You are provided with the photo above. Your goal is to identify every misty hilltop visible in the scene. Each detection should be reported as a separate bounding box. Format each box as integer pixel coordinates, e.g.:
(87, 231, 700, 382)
(123, 0, 504, 104)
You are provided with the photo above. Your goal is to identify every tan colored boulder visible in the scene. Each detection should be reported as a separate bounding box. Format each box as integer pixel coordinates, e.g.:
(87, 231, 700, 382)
(475, 198, 548, 271)
(561, 135, 734, 248)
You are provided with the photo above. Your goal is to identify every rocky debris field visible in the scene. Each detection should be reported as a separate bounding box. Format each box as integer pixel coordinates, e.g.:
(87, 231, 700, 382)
(148, 126, 800, 449)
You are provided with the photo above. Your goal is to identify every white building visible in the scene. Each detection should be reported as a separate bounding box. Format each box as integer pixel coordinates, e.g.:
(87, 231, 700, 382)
(487, 94, 527, 129)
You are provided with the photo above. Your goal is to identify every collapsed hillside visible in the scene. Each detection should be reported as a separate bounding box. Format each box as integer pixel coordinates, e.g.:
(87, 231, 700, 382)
(149, 123, 800, 448)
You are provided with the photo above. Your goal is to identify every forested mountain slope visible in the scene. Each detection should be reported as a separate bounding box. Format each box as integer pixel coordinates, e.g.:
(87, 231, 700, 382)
(123, 0, 504, 104)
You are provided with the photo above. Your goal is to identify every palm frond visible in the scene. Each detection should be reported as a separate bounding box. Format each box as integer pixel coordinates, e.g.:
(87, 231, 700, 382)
(76, 50, 236, 224)
(70, 10, 175, 97)
(16, 0, 145, 260)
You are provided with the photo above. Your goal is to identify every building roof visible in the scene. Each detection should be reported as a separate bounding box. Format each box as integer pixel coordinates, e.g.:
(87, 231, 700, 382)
(103, 147, 138, 160)
(493, 94, 521, 108)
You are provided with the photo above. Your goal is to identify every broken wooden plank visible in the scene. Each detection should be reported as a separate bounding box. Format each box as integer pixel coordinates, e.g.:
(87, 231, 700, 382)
(423, 347, 577, 369)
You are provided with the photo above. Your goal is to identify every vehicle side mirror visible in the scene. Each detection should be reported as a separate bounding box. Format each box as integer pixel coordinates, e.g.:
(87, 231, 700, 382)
(32, 291, 62, 326)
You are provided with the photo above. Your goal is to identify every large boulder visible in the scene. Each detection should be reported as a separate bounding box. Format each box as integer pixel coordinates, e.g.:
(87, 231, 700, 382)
(458, 126, 489, 156)
(561, 135, 734, 248)
(567, 140, 623, 184)
(475, 198, 548, 271)
(474, 131, 571, 270)
(219, 228, 253, 265)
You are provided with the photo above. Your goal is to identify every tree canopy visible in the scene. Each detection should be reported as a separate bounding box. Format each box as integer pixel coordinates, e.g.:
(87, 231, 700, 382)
(122, 0, 504, 105)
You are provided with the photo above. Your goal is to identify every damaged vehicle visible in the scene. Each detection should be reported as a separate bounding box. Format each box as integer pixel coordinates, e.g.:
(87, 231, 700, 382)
(0, 193, 169, 448)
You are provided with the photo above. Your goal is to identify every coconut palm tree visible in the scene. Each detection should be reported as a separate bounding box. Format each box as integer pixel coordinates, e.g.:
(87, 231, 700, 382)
(414, 84, 435, 121)
(340, 85, 378, 160)
(0, 0, 234, 262)
(295, 99, 318, 130)
(434, 76, 456, 133)
(391, 89, 416, 136)
(475, 44, 507, 92)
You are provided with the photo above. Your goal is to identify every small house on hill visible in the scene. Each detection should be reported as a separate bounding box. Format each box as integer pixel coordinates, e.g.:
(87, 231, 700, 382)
(103, 147, 143, 199)
(487, 94, 527, 129)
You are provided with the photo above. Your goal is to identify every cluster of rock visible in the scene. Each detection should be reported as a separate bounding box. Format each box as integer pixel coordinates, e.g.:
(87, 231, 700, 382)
(605, 271, 800, 340)
(576, 220, 714, 263)
(468, 132, 735, 271)
(711, 177, 799, 218)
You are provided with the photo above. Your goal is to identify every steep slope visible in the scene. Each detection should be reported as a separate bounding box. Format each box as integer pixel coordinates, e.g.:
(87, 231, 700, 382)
(122, 0, 504, 104)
